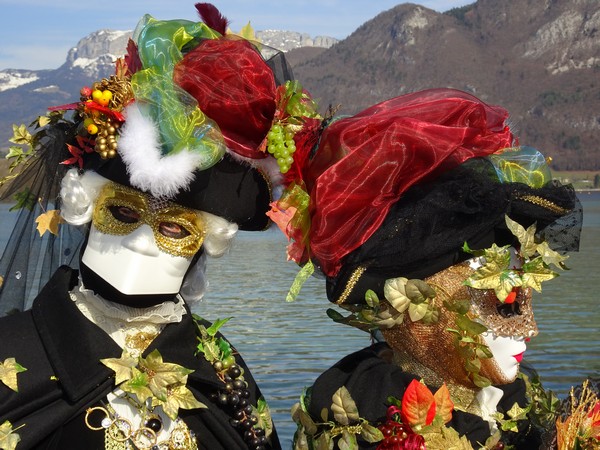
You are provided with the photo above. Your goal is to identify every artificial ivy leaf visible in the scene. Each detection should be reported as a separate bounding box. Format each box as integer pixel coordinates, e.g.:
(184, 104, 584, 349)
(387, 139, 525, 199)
(121, 367, 153, 403)
(10, 189, 36, 212)
(536, 241, 569, 269)
(408, 302, 429, 322)
(0, 420, 21, 450)
(383, 277, 411, 314)
(420, 302, 440, 324)
(465, 358, 482, 373)
(373, 308, 403, 329)
(238, 22, 257, 41)
(0, 358, 27, 392)
(326, 308, 346, 322)
(364, 289, 379, 308)
(35, 210, 63, 236)
(360, 423, 384, 443)
(205, 317, 231, 337)
(320, 407, 329, 423)
(291, 402, 302, 422)
(483, 431, 502, 449)
(38, 115, 51, 127)
(521, 258, 558, 292)
(505, 401, 530, 421)
(475, 346, 493, 359)
(100, 351, 137, 385)
(331, 386, 359, 426)
(141, 350, 194, 401)
(295, 408, 318, 435)
(198, 339, 221, 362)
(433, 383, 454, 424)
(216, 337, 232, 359)
(444, 299, 471, 315)
(455, 315, 488, 336)
(9, 124, 32, 145)
(294, 430, 309, 450)
(465, 244, 511, 290)
(405, 279, 436, 304)
(253, 397, 274, 439)
(338, 430, 358, 450)
(315, 431, 334, 450)
(495, 270, 523, 302)
(156, 383, 206, 420)
(505, 215, 537, 258)
(5, 146, 25, 160)
(401, 380, 436, 428)
(471, 373, 492, 388)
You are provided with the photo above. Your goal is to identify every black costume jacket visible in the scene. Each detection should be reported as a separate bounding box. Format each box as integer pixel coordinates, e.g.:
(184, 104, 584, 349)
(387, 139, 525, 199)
(0, 266, 281, 450)
(306, 343, 541, 449)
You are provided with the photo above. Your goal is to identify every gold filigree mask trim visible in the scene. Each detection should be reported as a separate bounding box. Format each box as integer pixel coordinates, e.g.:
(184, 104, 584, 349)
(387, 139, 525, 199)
(92, 182, 206, 258)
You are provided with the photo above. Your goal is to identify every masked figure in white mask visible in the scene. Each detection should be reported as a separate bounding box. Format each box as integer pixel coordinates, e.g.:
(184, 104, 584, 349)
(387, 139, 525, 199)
(0, 4, 301, 449)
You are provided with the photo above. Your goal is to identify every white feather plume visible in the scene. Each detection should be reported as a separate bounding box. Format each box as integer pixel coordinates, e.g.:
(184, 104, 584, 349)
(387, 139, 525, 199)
(118, 103, 204, 198)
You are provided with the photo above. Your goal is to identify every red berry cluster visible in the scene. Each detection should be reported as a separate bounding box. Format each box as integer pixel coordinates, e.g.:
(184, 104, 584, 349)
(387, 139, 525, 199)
(376, 420, 425, 450)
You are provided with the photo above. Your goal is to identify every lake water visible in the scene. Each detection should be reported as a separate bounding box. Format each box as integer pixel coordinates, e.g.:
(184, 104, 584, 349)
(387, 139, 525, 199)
(1, 193, 599, 448)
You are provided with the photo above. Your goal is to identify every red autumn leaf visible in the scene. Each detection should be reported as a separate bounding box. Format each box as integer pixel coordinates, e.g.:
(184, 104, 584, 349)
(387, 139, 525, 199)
(61, 144, 84, 168)
(504, 289, 517, 304)
(401, 379, 436, 427)
(433, 383, 454, 424)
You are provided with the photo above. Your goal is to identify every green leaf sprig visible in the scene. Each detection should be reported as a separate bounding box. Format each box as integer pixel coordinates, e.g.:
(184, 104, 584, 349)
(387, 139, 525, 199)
(445, 300, 494, 388)
(2, 112, 68, 191)
(464, 215, 568, 302)
(327, 278, 438, 333)
(193, 315, 235, 371)
(292, 386, 383, 450)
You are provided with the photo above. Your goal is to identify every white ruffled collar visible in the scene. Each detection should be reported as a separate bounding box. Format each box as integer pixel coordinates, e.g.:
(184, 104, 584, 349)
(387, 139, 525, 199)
(71, 279, 187, 325)
(68, 278, 187, 352)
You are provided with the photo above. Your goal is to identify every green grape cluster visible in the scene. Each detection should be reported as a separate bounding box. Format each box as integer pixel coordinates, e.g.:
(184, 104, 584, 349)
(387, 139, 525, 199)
(267, 123, 296, 173)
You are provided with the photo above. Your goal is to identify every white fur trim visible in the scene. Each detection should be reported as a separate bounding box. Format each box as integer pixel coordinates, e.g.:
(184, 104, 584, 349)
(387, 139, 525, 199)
(118, 103, 204, 198)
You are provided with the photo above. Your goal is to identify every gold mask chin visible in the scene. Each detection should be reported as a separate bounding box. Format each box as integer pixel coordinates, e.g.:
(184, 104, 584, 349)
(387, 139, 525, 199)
(382, 261, 538, 390)
(92, 182, 206, 258)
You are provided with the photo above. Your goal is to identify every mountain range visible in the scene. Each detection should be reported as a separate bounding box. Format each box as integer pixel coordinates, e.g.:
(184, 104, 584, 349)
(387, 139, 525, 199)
(1, 0, 598, 171)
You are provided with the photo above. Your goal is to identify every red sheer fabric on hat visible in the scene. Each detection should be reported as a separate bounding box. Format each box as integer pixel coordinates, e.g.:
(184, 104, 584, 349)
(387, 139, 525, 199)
(303, 88, 515, 277)
(174, 38, 276, 159)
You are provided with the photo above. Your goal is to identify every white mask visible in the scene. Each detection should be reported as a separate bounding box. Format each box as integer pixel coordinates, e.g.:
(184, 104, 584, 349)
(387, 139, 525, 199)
(82, 224, 194, 296)
(482, 332, 528, 383)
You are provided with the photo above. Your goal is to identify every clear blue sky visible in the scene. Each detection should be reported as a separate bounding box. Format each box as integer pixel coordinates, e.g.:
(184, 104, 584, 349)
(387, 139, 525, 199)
(0, 0, 474, 70)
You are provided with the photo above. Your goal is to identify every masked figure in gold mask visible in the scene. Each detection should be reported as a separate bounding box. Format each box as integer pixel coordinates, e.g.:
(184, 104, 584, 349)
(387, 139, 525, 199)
(0, 4, 302, 449)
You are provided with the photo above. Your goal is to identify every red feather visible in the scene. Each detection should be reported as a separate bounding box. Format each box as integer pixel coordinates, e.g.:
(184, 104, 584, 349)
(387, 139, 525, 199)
(124, 39, 142, 74)
(195, 3, 229, 35)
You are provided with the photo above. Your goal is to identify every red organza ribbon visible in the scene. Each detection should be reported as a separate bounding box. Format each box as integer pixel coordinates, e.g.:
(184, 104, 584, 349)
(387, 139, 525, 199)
(174, 38, 276, 159)
(303, 88, 515, 277)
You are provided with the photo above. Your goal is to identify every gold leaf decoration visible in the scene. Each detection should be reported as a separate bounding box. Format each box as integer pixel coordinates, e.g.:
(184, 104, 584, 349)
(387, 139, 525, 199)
(0, 358, 27, 392)
(100, 351, 137, 385)
(331, 386, 359, 426)
(35, 209, 63, 236)
(0, 421, 22, 450)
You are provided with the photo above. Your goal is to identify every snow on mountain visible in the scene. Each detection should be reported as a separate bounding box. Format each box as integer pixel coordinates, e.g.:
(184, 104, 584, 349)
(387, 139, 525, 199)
(0, 70, 40, 92)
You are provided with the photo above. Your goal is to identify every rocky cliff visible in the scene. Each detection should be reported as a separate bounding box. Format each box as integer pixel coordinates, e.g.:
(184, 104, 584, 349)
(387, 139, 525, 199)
(1, 0, 598, 170)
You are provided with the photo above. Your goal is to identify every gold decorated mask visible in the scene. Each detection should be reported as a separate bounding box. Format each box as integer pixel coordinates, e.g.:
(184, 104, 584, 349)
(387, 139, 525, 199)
(92, 182, 205, 258)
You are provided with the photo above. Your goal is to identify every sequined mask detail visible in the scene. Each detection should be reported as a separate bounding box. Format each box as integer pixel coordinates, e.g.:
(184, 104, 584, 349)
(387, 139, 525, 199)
(92, 182, 206, 258)
(468, 286, 538, 338)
